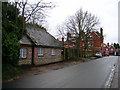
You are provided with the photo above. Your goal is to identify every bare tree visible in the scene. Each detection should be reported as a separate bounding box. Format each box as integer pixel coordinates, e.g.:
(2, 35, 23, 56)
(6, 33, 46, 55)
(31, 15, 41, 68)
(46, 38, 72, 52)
(57, 24, 67, 40)
(12, 0, 55, 37)
(57, 8, 100, 57)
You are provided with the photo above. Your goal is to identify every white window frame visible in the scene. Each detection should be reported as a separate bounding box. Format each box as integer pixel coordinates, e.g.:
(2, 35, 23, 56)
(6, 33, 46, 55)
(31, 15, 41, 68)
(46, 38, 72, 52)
(19, 48, 27, 58)
(38, 48, 44, 56)
(51, 48, 55, 55)
(111, 48, 113, 51)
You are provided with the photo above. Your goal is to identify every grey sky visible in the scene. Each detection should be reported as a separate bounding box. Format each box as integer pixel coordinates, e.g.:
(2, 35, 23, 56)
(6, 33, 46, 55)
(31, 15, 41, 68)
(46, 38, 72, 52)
(12, 0, 119, 44)
(44, 0, 119, 44)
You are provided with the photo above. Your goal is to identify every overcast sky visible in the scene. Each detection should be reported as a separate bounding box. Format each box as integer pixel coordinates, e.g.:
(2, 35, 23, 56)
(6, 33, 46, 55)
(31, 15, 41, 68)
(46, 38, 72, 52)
(28, 0, 119, 44)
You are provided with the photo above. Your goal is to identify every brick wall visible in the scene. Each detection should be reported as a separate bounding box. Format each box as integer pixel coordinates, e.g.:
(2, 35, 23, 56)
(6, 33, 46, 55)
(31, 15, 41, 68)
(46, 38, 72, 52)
(19, 46, 62, 65)
(86, 32, 101, 52)
(34, 47, 62, 65)
(91, 32, 101, 48)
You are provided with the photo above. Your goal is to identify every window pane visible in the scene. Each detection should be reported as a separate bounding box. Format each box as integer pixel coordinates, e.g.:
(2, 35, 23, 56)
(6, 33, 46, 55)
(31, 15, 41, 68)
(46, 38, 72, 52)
(38, 48, 43, 56)
(52, 49, 55, 55)
(23, 48, 27, 58)
(19, 49, 22, 58)
(38, 48, 40, 55)
(19, 48, 27, 58)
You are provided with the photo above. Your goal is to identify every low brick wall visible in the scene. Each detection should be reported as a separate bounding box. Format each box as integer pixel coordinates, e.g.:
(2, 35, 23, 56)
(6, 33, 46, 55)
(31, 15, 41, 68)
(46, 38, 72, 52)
(18, 60, 31, 65)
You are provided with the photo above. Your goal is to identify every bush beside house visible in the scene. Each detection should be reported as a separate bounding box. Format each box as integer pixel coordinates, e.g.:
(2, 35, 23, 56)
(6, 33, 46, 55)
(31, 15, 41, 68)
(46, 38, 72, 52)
(2, 2, 24, 80)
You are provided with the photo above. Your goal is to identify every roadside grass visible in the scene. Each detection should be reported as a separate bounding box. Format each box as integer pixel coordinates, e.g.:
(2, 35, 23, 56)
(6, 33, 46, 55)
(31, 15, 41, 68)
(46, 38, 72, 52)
(2, 64, 23, 80)
(2, 56, 97, 81)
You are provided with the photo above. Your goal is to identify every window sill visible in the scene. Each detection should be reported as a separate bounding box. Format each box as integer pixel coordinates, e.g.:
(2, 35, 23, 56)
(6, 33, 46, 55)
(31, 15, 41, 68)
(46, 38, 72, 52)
(38, 55, 44, 57)
(51, 54, 55, 56)
(19, 57, 27, 59)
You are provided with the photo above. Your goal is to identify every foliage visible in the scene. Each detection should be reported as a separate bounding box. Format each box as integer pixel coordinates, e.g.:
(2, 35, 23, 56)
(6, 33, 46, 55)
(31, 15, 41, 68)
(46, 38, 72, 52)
(15, 0, 55, 25)
(114, 43, 120, 49)
(2, 2, 23, 66)
(2, 64, 22, 80)
(57, 8, 100, 40)
(57, 8, 100, 58)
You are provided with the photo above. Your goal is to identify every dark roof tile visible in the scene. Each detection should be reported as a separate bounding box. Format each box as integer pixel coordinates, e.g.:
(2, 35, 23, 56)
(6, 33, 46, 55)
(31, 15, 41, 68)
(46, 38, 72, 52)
(20, 24, 63, 47)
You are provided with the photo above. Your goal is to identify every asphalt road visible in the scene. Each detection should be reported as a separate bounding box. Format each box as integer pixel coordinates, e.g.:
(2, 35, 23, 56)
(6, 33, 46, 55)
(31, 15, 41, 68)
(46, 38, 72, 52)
(3, 56, 118, 88)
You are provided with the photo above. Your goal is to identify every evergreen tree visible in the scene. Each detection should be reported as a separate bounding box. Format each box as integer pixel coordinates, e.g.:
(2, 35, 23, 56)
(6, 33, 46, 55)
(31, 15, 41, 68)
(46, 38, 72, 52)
(2, 2, 23, 66)
(114, 43, 117, 49)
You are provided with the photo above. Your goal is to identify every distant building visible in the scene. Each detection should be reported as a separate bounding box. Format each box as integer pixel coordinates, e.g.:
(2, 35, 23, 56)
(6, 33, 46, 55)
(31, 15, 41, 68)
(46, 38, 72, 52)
(19, 24, 63, 65)
(62, 28, 104, 53)
(103, 43, 109, 51)
(103, 43, 115, 55)
(109, 45, 115, 54)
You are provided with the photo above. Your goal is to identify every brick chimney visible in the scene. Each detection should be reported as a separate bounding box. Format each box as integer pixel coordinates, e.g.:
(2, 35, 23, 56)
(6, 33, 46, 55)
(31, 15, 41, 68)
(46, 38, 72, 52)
(107, 43, 109, 47)
(100, 28, 103, 36)
(62, 37, 64, 44)
(100, 28, 103, 43)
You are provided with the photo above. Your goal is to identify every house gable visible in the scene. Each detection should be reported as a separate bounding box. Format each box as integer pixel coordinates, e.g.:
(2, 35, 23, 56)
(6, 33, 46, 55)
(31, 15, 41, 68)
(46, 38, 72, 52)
(19, 35, 33, 45)
(109, 45, 115, 49)
(88, 31, 100, 39)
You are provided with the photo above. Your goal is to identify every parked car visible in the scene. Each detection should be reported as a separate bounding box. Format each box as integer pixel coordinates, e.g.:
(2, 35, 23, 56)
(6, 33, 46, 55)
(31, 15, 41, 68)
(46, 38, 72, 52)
(95, 52, 102, 58)
(104, 51, 109, 56)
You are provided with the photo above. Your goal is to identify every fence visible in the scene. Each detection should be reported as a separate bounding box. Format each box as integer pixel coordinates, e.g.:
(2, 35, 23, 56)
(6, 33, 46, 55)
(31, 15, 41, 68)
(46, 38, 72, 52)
(62, 48, 97, 60)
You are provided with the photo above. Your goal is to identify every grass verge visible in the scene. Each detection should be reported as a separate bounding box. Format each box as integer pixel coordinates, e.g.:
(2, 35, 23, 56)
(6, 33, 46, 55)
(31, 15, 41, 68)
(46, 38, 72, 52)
(2, 64, 23, 80)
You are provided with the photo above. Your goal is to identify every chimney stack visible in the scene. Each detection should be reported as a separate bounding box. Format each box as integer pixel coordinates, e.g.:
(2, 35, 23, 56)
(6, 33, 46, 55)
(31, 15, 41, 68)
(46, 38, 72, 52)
(100, 28, 103, 43)
(62, 37, 64, 44)
(107, 43, 109, 47)
(100, 28, 103, 36)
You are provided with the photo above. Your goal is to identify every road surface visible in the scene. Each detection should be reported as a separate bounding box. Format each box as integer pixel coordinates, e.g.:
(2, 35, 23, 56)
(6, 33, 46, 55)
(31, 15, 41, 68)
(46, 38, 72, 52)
(3, 56, 118, 88)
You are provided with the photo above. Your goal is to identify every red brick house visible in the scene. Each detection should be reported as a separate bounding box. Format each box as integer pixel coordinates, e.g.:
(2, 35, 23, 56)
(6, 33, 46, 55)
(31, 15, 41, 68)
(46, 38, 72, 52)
(103, 43, 109, 51)
(87, 30, 103, 52)
(109, 45, 115, 54)
(63, 28, 104, 53)
(103, 43, 115, 55)
(19, 24, 63, 65)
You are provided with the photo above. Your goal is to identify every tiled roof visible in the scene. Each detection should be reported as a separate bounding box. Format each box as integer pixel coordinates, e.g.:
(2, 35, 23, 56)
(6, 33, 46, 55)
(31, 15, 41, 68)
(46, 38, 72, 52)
(20, 24, 63, 47)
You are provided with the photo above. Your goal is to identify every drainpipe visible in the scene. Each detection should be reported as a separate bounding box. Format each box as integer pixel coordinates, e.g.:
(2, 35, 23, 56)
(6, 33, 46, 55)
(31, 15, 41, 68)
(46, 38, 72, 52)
(32, 45, 35, 65)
